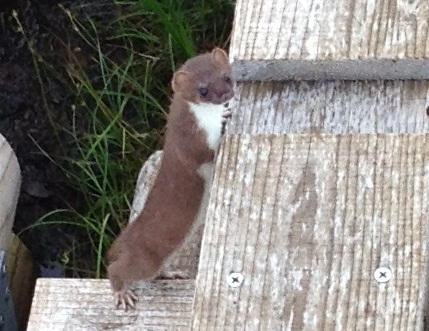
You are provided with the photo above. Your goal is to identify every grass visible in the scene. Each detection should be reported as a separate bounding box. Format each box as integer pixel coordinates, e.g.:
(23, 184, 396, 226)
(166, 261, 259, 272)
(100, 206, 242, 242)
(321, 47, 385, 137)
(13, 0, 234, 278)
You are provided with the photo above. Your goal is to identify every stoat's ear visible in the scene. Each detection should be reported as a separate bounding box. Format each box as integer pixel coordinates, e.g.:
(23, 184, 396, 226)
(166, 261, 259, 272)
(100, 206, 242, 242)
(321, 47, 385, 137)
(172, 70, 191, 93)
(211, 48, 229, 67)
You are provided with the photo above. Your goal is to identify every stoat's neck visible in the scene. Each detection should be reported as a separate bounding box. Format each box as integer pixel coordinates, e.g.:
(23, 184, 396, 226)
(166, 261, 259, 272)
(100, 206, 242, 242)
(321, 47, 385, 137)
(188, 102, 225, 151)
(162, 97, 217, 175)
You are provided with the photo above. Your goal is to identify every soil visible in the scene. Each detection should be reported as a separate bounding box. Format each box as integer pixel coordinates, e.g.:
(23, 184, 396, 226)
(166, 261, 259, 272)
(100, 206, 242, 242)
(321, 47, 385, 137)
(0, 0, 112, 272)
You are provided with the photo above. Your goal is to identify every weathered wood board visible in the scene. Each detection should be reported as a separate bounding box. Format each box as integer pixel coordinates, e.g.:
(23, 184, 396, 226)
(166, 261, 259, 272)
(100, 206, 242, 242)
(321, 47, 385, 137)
(230, 0, 429, 80)
(129, 151, 163, 224)
(6, 234, 37, 331)
(27, 278, 194, 331)
(0, 134, 37, 330)
(228, 81, 429, 134)
(0, 134, 21, 250)
(192, 134, 429, 330)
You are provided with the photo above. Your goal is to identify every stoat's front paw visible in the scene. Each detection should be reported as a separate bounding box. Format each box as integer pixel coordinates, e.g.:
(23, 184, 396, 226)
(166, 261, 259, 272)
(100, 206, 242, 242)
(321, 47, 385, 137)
(114, 288, 138, 311)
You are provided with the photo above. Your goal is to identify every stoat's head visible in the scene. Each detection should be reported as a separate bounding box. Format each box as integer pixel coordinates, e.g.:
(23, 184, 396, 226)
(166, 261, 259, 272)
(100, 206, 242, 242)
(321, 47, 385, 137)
(171, 48, 234, 106)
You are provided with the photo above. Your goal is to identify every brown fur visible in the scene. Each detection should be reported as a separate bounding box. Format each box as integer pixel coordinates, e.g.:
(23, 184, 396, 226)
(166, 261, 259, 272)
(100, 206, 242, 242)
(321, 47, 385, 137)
(107, 48, 233, 294)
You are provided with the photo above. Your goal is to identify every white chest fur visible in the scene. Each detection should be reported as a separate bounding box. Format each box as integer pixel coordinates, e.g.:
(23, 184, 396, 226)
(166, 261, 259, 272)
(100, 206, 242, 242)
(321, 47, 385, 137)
(189, 102, 225, 150)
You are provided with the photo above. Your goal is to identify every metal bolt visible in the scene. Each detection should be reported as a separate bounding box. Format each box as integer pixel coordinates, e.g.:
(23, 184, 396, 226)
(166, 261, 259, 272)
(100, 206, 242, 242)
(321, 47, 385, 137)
(227, 272, 244, 287)
(374, 267, 392, 283)
(0, 315, 4, 327)
(1, 263, 6, 276)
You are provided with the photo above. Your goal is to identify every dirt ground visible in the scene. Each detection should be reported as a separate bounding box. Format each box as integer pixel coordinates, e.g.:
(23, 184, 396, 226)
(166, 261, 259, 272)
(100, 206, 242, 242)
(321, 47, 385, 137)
(0, 0, 103, 272)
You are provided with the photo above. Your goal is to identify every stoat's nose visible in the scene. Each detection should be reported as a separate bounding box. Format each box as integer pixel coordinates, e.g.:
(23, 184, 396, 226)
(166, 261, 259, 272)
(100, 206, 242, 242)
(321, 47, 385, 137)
(224, 102, 229, 108)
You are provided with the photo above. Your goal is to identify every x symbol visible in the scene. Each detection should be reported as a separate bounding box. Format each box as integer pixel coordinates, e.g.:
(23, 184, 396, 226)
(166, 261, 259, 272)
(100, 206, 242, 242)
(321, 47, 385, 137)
(231, 276, 240, 283)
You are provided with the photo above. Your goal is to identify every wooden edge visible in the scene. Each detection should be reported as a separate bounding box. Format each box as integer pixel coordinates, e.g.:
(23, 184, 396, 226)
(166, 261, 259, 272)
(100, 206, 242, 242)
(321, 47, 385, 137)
(232, 59, 429, 81)
(129, 150, 163, 223)
(0, 134, 21, 251)
(27, 278, 195, 331)
(6, 234, 38, 331)
(0, 135, 36, 330)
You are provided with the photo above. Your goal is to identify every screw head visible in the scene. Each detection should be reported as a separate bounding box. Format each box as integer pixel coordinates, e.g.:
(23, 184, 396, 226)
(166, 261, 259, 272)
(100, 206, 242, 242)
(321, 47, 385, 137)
(227, 272, 244, 287)
(374, 267, 392, 283)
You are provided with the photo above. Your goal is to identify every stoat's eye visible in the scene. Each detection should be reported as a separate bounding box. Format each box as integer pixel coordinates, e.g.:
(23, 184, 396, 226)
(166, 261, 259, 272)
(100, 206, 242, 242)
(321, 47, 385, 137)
(198, 87, 208, 97)
(223, 75, 232, 84)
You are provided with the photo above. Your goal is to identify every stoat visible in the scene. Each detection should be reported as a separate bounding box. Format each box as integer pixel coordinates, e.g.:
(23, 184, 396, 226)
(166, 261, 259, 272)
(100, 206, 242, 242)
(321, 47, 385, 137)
(106, 48, 234, 310)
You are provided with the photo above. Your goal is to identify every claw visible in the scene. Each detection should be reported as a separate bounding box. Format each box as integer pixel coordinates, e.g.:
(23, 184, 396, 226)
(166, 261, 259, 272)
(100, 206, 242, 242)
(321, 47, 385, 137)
(222, 109, 232, 119)
(114, 288, 138, 311)
(222, 110, 232, 125)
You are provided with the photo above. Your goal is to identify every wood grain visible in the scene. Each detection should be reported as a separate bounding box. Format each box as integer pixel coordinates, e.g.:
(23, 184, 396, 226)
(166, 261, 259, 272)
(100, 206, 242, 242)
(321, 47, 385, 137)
(27, 279, 194, 331)
(230, 0, 429, 80)
(192, 134, 428, 330)
(6, 234, 37, 331)
(129, 151, 163, 224)
(0, 134, 21, 250)
(0, 135, 35, 330)
(227, 81, 429, 134)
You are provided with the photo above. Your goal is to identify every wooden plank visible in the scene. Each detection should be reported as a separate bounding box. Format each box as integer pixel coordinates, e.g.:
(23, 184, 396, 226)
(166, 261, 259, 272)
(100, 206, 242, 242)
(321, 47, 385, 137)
(129, 151, 163, 224)
(27, 279, 194, 331)
(0, 134, 21, 250)
(228, 81, 429, 134)
(230, 0, 429, 80)
(192, 134, 429, 330)
(6, 234, 37, 331)
(0, 135, 35, 330)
